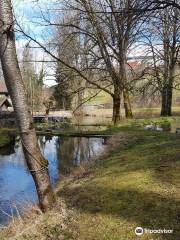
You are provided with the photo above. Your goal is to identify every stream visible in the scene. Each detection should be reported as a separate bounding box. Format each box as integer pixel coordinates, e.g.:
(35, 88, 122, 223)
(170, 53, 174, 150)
(0, 136, 105, 225)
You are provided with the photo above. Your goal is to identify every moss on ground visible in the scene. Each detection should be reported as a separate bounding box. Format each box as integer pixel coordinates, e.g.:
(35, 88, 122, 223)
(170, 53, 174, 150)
(0, 135, 13, 147)
(0, 126, 180, 239)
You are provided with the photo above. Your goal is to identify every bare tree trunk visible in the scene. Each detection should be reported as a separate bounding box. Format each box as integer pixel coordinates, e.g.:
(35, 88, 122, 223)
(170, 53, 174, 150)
(112, 88, 121, 124)
(120, 55, 133, 119)
(123, 90, 133, 119)
(0, 0, 55, 211)
(112, 96, 121, 124)
(160, 8, 177, 117)
(45, 106, 50, 121)
(161, 84, 172, 116)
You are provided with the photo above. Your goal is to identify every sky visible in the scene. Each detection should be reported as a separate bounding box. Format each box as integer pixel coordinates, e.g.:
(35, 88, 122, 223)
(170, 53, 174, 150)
(13, 0, 58, 86)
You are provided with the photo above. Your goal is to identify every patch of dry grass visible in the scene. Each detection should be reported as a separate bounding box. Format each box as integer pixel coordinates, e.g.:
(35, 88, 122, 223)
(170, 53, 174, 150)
(0, 200, 77, 240)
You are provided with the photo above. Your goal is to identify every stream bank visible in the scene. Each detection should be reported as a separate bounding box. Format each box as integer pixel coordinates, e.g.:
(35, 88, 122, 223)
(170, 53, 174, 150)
(0, 135, 14, 148)
(0, 125, 179, 240)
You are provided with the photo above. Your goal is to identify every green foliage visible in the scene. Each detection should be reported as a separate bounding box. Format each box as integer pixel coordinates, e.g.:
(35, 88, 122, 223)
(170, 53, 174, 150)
(53, 82, 72, 110)
(0, 135, 12, 147)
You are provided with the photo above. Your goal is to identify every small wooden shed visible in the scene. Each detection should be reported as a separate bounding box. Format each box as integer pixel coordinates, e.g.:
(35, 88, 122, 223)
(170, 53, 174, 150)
(0, 97, 12, 111)
(0, 80, 12, 111)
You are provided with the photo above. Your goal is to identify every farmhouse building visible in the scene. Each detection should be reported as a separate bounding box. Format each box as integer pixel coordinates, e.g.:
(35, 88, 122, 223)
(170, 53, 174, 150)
(0, 80, 12, 112)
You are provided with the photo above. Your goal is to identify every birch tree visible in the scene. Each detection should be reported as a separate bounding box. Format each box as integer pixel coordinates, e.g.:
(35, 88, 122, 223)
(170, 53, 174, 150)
(0, 0, 55, 211)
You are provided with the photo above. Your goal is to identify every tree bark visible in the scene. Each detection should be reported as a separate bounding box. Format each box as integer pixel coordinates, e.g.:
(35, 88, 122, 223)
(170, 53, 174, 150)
(0, 0, 55, 211)
(120, 53, 133, 119)
(112, 88, 121, 124)
(123, 90, 133, 119)
(161, 84, 172, 116)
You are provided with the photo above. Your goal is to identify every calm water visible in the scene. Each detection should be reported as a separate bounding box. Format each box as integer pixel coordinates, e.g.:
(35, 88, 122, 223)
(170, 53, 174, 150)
(0, 136, 104, 224)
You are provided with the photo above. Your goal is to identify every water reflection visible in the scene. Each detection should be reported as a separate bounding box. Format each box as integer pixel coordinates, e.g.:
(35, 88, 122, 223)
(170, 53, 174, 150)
(59, 137, 103, 174)
(0, 136, 104, 224)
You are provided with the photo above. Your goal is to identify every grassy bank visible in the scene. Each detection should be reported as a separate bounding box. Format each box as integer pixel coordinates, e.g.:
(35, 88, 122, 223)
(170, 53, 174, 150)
(82, 106, 180, 119)
(0, 115, 180, 136)
(0, 135, 14, 148)
(0, 126, 180, 239)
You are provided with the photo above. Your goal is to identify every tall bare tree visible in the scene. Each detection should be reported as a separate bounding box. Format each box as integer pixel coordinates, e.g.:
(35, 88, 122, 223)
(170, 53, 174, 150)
(160, 7, 180, 115)
(139, 5, 180, 116)
(21, 44, 45, 114)
(39, 0, 149, 122)
(151, 0, 180, 10)
(0, 0, 55, 211)
(16, 0, 151, 123)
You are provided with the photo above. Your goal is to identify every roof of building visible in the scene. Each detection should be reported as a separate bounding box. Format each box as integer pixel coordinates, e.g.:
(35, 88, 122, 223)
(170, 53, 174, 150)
(0, 80, 8, 93)
(0, 97, 12, 108)
(127, 61, 141, 69)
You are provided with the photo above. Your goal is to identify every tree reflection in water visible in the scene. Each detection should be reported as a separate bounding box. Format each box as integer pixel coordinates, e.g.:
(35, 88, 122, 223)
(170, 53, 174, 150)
(58, 137, 104, 175)
(37, 135, 104, 176)
(0, 135, 104, 224)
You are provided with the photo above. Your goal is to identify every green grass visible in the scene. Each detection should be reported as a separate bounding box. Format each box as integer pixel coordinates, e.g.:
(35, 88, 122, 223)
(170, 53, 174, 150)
(1, 126, 180, 240)
(58, 129, 180, 240)
(85, 91, 112, 104)
(133, 106, 180, 118)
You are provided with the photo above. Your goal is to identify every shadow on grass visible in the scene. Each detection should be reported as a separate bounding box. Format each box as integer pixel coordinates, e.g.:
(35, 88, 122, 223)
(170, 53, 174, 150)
(57, 131, 180, 239)
(100, 133, 180, 186)
(59, 185, 180, 240)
